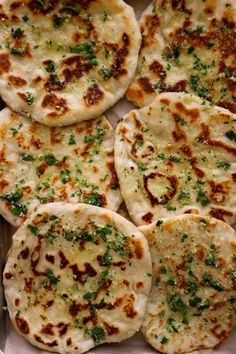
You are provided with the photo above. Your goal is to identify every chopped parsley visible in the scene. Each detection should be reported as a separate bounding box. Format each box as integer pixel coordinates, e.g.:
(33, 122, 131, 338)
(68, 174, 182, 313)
(201, 273, 224, 291)
(156, 220, 163, 227)
(53, 14, 66, 28)
(83, 291, 96, 301)
(178, 191, 190, 206)
(27, 224, 39, 235)
(45, 269, 59, 285)
(19, 153, 35, 161)
(99, 252, 112, 266)
(11, 48, 23, 56)
(86, 326, 106, 343)
(83, 193, 103, 207)
(11, 203, 28, 216)
(166, 317, 178, 333)
(46, 62, 57, 73)
(186, 280, 198, 297)
(69, 41, 97, 61)
(216, 160, 231, 171)
(197, 189, 210, 207)
(11, 28, 23, 38)
(99, 66, 112, 80)
(226, 130, 236, 142)
(43, 155, 58, 165)
(190, 75, 209, 98)
(26, 92, 35, 105)
(160, 336, 169, 344)
(22, 14, 29, 22)
(69, 134, 76, 145)
(84, 128, 106, 145)
(60, 169, 70, 184)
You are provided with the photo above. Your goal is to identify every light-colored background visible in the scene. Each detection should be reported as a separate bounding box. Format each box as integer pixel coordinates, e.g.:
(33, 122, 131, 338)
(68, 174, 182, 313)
(0, 1, 235, 353)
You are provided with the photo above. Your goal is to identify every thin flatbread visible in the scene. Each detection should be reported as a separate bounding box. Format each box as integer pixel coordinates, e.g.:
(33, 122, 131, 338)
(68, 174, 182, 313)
(4, 202, 152, 353)
(126, 0, 236, 113)
(140, 214, 236, 354)
(0, 0, 141, 126)
(115, 92, 236, 226)
(0, 107, 122, 227)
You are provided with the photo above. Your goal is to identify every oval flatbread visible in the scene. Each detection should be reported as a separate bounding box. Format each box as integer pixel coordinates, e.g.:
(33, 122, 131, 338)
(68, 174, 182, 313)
(4, 202, 152, 353)
(115, 92, 236, 226)
(0, 0, 141, 126)
(140, 214, 236, 354)
(126, 0, 236, 113)
(0, 107, 122, 227)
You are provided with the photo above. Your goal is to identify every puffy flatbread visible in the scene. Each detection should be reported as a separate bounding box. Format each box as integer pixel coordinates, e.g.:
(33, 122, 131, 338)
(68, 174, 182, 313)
(0, 107, 122, 227)
(140, 214, 236, 354)
(126, 0, 236, 113)
(4, 202, 152, 354)
(0, 0, 141, 127)
(115, 92, 236, 226)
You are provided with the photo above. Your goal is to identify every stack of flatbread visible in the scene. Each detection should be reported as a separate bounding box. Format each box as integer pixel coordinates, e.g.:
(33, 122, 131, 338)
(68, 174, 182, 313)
(1, 1, 236, 354)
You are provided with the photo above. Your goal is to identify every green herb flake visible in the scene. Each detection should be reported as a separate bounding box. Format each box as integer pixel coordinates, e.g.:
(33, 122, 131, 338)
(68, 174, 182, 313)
(11, 203, 28, 216)
(84, 128, 106, 145)
(11, 48, 23, 56)
(83, 291, 96, 301)
(216, 160, 231, 171)
(136, 139, 143, 147)
(166, 317, 178, 333)
(11, 28, 23, 39)
(202, 273, 224, 291)
(226, 130, 236, 142)
(87, 326, 106, 343)
(205, 252, 217, 267)
(99, 66, 112, 80)
(27, 224, 39, 235)
(83, 193, 103, 207)
(181, 234, 188, 242)
(197, 189, 210, 207)
(45, 268, 59, 285)
(43, 155, 58, 165)
(156, 220, 163, 227)
(19, 153, 35, 161)
(69, 135, 76, 145)
(160, 336, 169, 344)
(53, 14, 66, 28)
(186, 280, 198, 296)
(22, 14, 29, 22)
(190, 75, 209, 98)
(26, 92, 34, 105)
(70, 41, 97, 61)
(46, 62, 57, 73)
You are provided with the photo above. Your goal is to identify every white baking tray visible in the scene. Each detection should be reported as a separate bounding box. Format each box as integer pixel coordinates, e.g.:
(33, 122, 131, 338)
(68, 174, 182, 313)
(0, 1, 235, 353)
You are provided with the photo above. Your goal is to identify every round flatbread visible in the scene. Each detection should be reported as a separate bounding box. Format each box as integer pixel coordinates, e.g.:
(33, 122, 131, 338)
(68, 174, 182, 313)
(0, 0, 141, 127)
(140, 214, 236, 354)
(115, 92, 236, 226)
(4, 202, 152, 353)
(126, 0, 236, 113)
(0, 107, 122, 227)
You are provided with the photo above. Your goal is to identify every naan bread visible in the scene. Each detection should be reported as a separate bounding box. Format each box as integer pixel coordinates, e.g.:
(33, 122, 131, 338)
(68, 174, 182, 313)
(0, 107, 122, 227)
(126, 0, 236, 113)
(4, 202, 152, 354)
(140, 214, 236, 354)
(115, 92, 236, 226)
(0, 0, 141, 126)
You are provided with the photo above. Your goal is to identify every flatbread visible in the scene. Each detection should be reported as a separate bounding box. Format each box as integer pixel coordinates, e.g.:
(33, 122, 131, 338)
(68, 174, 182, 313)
(115, 92, 236, 226)
(140, 214, 236, 354)
(3, 202, 152, 353)
(0, 107, 122, 227)
(126, 0, 236, 113)
(0, 0, 141, 127)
